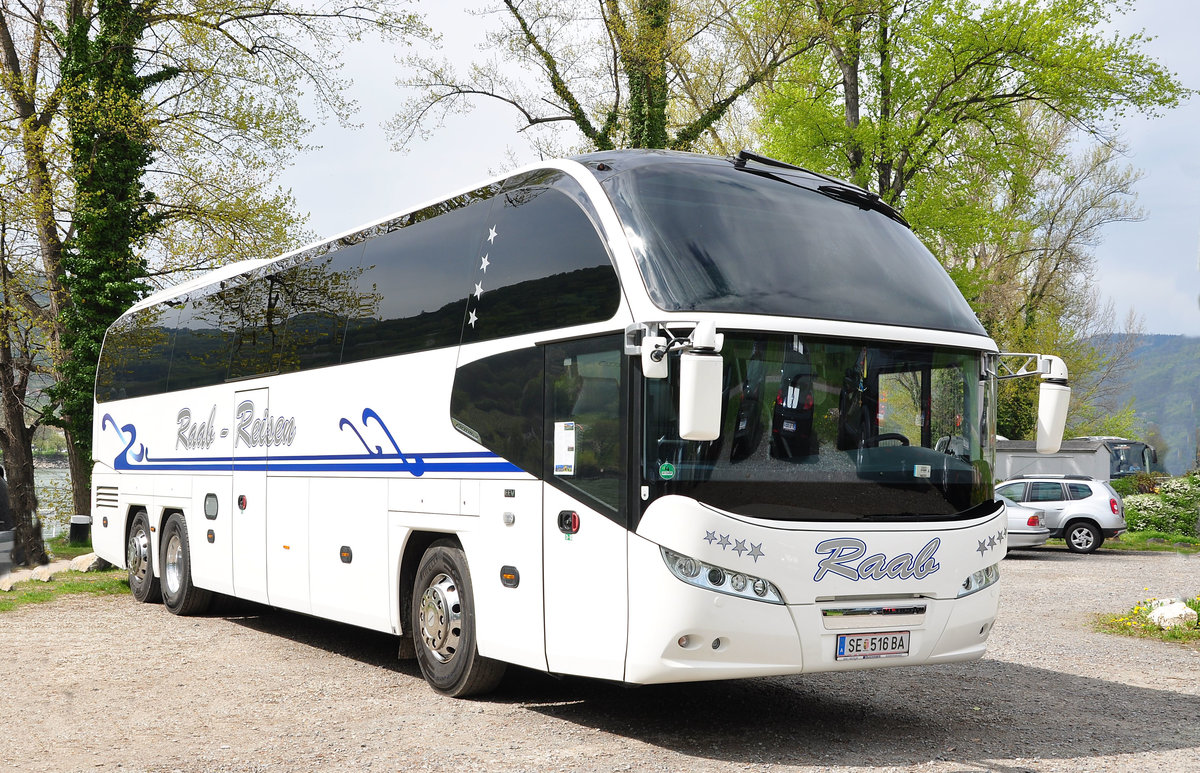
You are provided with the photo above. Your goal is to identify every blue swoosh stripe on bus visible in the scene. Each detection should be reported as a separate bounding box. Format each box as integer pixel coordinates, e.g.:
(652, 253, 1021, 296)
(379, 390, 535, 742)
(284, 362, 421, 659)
(112, 452, 522, 474)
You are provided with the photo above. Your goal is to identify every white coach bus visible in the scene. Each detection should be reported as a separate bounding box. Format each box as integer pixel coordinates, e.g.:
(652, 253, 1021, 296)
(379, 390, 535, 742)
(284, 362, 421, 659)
(91, 150, 1069, 696)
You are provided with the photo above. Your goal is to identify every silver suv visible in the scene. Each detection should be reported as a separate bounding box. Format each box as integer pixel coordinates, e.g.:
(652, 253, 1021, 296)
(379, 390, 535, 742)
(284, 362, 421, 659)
(995, 475, 1126, 554)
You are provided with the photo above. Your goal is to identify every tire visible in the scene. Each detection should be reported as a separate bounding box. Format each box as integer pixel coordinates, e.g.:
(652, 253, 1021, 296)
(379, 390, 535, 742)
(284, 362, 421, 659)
(126, 510, 161, 603)
(160, 513, 212, 615)
(411, 541, 506, 697)
(1065, 521, 1103, 554)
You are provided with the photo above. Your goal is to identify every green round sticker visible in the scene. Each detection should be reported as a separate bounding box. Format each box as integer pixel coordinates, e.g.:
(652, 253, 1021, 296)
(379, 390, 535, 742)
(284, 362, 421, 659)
(659, 462, 676, 480)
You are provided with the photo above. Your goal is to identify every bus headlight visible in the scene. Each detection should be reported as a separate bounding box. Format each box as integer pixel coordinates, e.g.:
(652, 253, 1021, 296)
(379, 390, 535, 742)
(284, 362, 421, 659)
(660, 547, 784, 604)
(958, 563, 1000, 597)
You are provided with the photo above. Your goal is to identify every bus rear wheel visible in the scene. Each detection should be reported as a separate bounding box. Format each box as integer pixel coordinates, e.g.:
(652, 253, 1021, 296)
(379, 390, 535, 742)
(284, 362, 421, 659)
(411, 541, 506, 697)
(126, 510, 160, 604)
(160, 513, 212, 615)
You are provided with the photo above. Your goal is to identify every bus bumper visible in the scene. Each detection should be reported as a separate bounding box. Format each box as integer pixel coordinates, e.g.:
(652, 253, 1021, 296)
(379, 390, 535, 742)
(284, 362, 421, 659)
(624, 536, 998, 684)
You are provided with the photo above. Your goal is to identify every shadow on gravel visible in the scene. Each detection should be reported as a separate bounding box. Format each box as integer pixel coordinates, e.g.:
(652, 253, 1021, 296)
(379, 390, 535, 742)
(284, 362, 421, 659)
(508, 662, 1200, 769)
(218, 602, 1200, 769)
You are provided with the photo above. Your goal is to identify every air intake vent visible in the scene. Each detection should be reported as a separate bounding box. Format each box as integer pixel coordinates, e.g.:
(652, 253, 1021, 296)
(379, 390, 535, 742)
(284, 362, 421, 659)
(96, 486, 119, 509)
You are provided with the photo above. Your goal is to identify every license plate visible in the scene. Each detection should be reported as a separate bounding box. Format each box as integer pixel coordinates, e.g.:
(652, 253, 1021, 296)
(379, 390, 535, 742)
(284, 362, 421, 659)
(836, 631, 910, 660)
(783, 420, 796, 432)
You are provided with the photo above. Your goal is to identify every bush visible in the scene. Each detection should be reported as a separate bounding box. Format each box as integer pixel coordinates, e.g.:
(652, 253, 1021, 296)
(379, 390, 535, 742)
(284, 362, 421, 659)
(1123, 474, 1200, 536)
(1110, 471, 1162, 496)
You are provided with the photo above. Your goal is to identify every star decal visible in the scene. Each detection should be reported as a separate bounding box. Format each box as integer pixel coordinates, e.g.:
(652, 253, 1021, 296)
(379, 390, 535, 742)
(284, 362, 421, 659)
(732, 539, 748, 557)
(474, 282, 484, 299)
(748, 543, 764, 562)
(480, 253, 490, 272)
(987, 535, 997, 550)
(703, 531, 717, 544)
(487, 225, 498, 244)
(717, 534, 731, 550)
(467, 309, 478, 328)
(976, 539, 989, 556)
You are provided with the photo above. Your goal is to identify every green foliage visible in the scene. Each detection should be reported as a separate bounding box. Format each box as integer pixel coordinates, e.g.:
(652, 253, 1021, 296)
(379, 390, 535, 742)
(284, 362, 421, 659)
(1122, 475, 1200, 536)
(50, 0, 159, 478)
(760, 0, 1186, 207)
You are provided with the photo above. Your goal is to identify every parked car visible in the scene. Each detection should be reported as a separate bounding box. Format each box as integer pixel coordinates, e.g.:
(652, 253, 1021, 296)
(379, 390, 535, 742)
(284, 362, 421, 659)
(999, 495, 1049, 552)
(995, 475, 1126, 554)
(0, 529, 13, 578)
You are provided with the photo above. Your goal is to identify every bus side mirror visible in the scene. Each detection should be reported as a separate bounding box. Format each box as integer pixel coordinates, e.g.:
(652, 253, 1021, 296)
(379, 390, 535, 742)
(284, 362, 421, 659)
(679, 322, 723, 441)
(679, 350, 722, 440)
(1036, 355, 1069, 454)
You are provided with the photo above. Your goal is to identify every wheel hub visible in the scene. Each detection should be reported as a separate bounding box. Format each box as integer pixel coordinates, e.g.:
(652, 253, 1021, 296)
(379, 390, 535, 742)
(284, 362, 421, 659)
(419, 572, 462, 664)
(127, 527, 150, 582)
(164, 533, 183, 595)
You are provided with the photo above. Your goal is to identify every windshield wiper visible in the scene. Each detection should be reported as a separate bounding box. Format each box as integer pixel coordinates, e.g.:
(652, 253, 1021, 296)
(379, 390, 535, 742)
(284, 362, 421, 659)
(816, 185, 909, 228)
(730, 149, 910, 228)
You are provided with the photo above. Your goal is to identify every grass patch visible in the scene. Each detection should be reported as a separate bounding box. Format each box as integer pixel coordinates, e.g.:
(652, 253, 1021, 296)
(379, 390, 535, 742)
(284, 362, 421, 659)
(44, 533, 96, 562)
(1100, 531, 1199, 553)
(0, 570, 128, 613)
(1096, 595, 1200, 646)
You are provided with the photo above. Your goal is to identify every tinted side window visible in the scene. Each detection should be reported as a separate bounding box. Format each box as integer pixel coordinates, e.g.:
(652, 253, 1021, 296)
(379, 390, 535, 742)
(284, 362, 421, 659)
(996, 483, 1026, 502)
(1029, 482, 1066, 502)
(228, 274, 289, 380)
(545, 335, 626, 518)
(1067, 483, 1093, 500)
(462, 177, 620, 345)
(275, 245, 367, 373)
(342, 197, 490, 363)
(450, 348, 544, 475)
(168, 288, 240, 391)
(96, 305, 179, 402)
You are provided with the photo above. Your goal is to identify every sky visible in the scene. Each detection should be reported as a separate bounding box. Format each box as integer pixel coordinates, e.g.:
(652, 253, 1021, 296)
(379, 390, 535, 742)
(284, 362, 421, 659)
(277, 1, 1200, 337)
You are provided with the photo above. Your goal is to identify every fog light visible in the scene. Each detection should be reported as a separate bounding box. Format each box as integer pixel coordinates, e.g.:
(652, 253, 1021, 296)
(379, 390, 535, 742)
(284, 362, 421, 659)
(675, 555, 701, 578)
(678, 635, 690, 648)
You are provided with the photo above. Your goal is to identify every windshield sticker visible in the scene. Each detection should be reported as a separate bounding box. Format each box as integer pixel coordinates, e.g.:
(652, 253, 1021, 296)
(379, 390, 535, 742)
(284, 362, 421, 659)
(554, 421, 576, 476)
(813, 537, 941, 582)
(659, 461, 676, 480)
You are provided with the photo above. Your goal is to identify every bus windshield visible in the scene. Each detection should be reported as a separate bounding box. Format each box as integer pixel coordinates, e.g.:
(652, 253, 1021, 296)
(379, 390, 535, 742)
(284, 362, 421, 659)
(602, 159, 986, 336)
(642, 334, 996, 522)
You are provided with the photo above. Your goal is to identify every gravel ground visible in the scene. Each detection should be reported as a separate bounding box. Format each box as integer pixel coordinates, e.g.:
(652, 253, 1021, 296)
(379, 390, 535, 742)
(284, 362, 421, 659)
(2, 546, 1199, 773)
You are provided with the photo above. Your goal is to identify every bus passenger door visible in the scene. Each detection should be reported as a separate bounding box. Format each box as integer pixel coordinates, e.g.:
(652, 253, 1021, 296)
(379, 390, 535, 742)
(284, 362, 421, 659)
(232, 388, 269, 603)
(542, 337, 629, 680)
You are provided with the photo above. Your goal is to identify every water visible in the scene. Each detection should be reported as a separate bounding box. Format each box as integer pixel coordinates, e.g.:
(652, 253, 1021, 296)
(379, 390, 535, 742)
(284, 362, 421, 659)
(33, 466, 73, 539)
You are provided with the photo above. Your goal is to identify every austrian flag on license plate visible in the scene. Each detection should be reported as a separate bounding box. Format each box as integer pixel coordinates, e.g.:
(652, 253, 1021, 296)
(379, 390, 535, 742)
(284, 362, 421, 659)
(836, 631, 910, 660)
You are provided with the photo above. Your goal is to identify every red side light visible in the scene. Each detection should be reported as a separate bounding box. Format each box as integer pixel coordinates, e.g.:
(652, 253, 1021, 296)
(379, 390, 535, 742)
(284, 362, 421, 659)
(804, 394, 814, 410)
(1027, 515, 1041, 527)
(1110, 498, 1119, 515)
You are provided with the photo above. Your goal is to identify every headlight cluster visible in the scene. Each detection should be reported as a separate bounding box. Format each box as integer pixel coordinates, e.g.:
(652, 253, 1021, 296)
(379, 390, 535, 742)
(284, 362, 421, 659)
(958, 563, 1000, 597)
(660, 547, 785, 604)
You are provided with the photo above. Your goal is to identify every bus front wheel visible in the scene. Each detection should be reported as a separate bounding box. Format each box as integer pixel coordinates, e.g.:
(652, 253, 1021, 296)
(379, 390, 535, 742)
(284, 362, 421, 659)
(160, 513, 212, 615)
(411, 541, 506, 697)
(126, 510, 161, 604)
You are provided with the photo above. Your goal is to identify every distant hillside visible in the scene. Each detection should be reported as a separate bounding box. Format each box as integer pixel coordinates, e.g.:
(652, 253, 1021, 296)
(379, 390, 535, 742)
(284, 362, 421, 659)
(1110, 334, 1200, 474)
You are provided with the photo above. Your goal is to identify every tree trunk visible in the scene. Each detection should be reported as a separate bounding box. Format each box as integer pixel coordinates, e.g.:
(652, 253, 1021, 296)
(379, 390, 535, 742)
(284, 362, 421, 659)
(0, 324, 46, 567)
